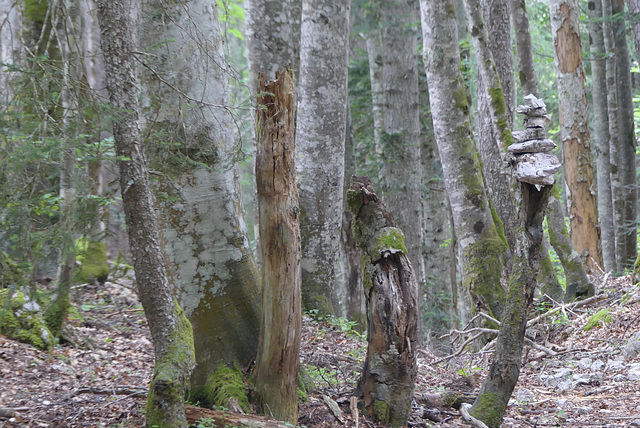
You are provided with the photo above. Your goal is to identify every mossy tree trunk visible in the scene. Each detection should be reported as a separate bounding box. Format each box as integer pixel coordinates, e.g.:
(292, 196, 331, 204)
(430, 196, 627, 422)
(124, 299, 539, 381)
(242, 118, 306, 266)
(96, 1, 195, 426)
(252, 70, 302, 424)
(420, 0, 506, 322)
(347, 177, 418, 427)
(138, 0, 262, 401)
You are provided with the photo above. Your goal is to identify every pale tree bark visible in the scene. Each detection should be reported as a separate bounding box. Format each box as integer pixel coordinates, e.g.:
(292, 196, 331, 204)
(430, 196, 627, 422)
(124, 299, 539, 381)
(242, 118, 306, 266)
(96, 1, 195, 426)
(297, 0, 350, 316)
(252, 71, 301, 424)
(0, 0, 21, 106)
(348, 177, 418, 427)
(550, 0, 602, 273)
(629, 0, 640, 60)
(376, 0, 425, 341)
(588, 0, 616, 273)
(137, 0, 261, 401)
(511, 0, 589, 298)
(420, 0, 506, 322)
(365, 28, 383, 162)
(612, 0, 637, 270)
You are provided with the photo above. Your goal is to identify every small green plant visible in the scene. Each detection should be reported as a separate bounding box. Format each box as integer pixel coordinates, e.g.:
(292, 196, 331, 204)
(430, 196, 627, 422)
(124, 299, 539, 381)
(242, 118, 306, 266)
(196, 417, 216, 428)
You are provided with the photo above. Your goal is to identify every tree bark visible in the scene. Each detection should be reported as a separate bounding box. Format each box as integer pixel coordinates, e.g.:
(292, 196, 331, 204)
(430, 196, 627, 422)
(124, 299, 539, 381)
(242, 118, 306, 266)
(96, 1, 195, 426)
(347, 176, 418, 427)
(550, 0, 602, 273)
(420, 0, 506, 322)
(588, 0, 617, 273)
(137, 0, 261, 400)
(612, 0, 638, 270)
(297, 0, 350, 316)
(511, 0, 538, 97)
(252, 71, 301, 424)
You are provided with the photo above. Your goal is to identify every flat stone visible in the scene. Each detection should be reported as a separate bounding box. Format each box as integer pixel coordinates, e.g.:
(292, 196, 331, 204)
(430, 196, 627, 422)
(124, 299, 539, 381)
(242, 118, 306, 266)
(507, 139, 557, 153)
(605, 359, 625, 371)
(523, 114, 551, 129)
(512, 127, 547, 143)
(623, 332, 640, 361)
(577, 357, 593, 370)
(590, 360, 604, 371)
(513, 152, 561, 185)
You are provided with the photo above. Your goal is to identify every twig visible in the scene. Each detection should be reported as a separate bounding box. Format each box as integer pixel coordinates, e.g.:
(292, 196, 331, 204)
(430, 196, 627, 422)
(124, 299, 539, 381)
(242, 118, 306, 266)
(459, 403, 489, 428)
(68, 386, 148, 398)
(433, 332, 491, 365)
(350, 396, 359, 428)
(527, 294, 606, 328)
(524, 337, 556, 356)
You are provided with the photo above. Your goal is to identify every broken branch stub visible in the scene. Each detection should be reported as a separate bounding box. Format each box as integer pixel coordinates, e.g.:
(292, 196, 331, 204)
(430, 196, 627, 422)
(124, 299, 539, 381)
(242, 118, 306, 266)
(346, 176, 418, 427)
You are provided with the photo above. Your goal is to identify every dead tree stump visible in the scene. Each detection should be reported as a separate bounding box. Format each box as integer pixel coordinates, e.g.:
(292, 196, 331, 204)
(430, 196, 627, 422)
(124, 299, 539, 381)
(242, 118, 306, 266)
(346, 176, 418, 427)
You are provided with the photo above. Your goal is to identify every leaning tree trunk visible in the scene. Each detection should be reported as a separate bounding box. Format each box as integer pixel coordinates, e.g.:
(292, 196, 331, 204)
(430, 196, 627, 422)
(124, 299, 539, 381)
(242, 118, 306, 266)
(588, 0, 616, 273)
(297, 0, 350, 316)
(420, 0, 506, 322)
(96, 1, 195, 426)
(550, 0, 602, 273)
(252, 71, 302, 424)
(612, 0, 637, 270)
(138, 0, 261, 402)
(347, 176, 418, 427)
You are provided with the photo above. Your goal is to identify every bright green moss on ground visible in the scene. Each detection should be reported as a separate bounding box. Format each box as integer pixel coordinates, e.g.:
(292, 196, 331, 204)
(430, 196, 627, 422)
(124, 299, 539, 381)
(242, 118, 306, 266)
(584, 309, 613, 331)
(0, 289, 53, 350)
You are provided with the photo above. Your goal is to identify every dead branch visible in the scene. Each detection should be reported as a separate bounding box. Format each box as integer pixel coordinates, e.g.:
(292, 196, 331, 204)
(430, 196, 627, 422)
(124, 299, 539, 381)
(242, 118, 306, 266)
(527, 294, 607, 328)
(460, 403, 489, 428)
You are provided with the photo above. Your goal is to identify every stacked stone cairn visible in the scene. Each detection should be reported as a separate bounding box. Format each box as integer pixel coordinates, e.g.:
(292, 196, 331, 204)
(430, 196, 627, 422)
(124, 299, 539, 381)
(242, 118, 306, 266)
(508, 94, 561, 186)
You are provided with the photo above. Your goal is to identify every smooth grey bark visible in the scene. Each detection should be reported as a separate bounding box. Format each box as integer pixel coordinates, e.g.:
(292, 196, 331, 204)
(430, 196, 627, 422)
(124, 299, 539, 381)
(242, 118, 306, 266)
(511, 0, 538, 97)
(0, 0, 21, 106)
(629, 0, 640, 62)
(420, 0, 506, 322)
(612, 0, 637, 270)
(297, 0, 350, 316)
(138, 0, 261, 400)
(377, 0, 425, 341)
(365, 29, 384, 158)
(96, 1, 195, 426)
(589, 0, 616, 273)
(550, 0, 602, 273)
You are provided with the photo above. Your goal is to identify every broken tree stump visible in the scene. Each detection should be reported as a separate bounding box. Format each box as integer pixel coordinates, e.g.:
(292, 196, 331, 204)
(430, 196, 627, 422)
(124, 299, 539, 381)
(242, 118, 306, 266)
(346, 176, 418, 427)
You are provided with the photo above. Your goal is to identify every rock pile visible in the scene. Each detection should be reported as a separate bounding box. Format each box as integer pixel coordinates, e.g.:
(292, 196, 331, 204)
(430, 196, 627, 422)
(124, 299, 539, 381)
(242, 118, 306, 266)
(509, 94, 561, 186)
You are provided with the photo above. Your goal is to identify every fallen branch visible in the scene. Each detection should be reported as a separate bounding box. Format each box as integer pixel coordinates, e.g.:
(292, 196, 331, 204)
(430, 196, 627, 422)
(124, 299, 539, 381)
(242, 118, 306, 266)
(68, 385, 148, 398)
(0, 407, 29, 418)
(527, 294, 607, 328)
(459, 403, 489, 428)
(185, 405, 294, 428)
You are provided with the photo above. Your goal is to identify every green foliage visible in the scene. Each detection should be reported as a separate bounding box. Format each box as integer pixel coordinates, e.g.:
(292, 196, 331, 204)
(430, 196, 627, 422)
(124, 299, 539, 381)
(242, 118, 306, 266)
(218, 0, 245, 41)
(583, 309, 613, 331)
(75, 238, 109, 284)
(0, 288, 54, 350)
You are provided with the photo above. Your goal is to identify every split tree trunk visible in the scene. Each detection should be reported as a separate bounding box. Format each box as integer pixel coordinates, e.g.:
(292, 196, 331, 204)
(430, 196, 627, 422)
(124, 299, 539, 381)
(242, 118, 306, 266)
(96, 1, 195, 426)
(347, 176, 418, 427)
(252, 71, 302, 424)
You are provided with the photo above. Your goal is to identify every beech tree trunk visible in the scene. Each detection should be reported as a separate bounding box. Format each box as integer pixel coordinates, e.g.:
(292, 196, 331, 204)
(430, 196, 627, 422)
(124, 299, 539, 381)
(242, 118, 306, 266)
(297, 0, 350, 316)
(96, 1, 195, 426)
(588, 0, 616, 273)
(550, 0, 602, 273)
(612, 0, 638, 270)
(347, 176, 418, 427)
(137, 0, 261, 401)
(252, 71, 302, 424)
(420, 0, 506, 322)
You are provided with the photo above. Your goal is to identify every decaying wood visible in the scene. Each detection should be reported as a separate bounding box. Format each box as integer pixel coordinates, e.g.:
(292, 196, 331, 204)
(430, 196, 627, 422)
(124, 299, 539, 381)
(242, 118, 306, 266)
(185, 406, 292, 428)
(347, 176, 418, 427)
(460, 403, 490, 428)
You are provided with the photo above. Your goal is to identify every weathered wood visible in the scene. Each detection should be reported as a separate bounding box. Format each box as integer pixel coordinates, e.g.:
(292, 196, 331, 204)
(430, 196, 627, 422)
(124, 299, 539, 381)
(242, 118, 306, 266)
(185, 406, 292, 428)
(347, 176, 418, 427)
(253, 70, 301, 424)
(508, 139, 556, 153)
(513, 153, 561, 185)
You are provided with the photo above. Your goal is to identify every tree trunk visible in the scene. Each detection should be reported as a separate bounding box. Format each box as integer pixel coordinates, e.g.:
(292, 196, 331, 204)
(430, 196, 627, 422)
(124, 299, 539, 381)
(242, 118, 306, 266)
(511, 0, 538, 97)
(96, 1, 195, 426)
(588, 0, 617, 273)
(347, 176, 418, 427)
(137, 0, 261, 400)
(420, 0, 506, 322)
(252, 71, 301, 424)
(0, 0, 21, 106)
(612, 0, 638, 270)
(550, 0, 602, 273)
(629, 0, 640, 62)
(297, 0, 350, 316)
(366, 29, 384, 155)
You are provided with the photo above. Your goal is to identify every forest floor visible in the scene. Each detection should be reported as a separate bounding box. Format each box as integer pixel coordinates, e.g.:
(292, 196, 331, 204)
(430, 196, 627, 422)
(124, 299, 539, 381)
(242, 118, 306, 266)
(1, 274, 640, 427)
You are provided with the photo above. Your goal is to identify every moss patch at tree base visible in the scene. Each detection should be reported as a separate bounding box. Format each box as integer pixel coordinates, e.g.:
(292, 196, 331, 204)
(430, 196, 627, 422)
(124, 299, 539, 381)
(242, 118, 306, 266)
(0, 289, 53, 350)
(75, 239, 109, 284)
(191, 364, 250, 412)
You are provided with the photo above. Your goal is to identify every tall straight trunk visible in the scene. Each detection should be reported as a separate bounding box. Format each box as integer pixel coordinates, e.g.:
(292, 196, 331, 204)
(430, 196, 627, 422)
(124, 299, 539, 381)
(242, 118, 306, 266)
(366, 29, 384, 155)
(550, 0, 602, 273)
(612, 0, 637, 270)
(420, 0, 506, 322)
(377, 0, 425, 341)
(96, 1, 195, 426)
(511, 0, 583, 297)
(629, 0, 640, 61)
(0, 0, 21, 106)
(589, 0, 617, 272)
(252, 71, 301, 424)
(297, 0, 350, 316)
(138, 0, 261, 400)
(348, 177, 418, 427)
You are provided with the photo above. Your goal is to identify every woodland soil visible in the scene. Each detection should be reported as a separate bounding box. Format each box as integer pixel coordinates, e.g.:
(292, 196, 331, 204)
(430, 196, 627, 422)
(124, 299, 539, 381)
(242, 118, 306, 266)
(1, 274, 639, 427)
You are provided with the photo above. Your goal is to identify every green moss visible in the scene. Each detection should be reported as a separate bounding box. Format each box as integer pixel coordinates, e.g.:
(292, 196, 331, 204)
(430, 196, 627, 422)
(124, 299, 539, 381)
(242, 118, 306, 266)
(75, 238, 109, 284)
(453, 86, 469, 114)
(490, 205, 508, 247)
(463, 235, 507, 320)
(584, 309, 613, 331)
(470, 390, 506, 428)
(146, 301, 196, 427)
(191, 364, 250, 412)
(43, 293, 70, 338)
(23, 0, 48, 24)
(0, 289, 53, 350)
(0, 251, 24, 287)
(346, 189, 363, 218)
(373, 400, 390, 424)
(373, 228, 407, 258)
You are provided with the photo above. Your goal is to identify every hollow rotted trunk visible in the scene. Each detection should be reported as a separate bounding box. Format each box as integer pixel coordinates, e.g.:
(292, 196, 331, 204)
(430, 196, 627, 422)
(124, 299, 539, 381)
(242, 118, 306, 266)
(252, 70, 301, 424)
(347, 176, 418, 427)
